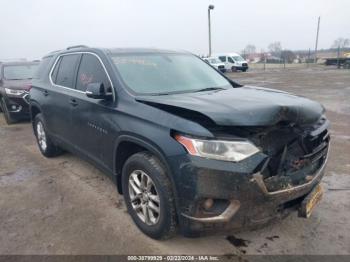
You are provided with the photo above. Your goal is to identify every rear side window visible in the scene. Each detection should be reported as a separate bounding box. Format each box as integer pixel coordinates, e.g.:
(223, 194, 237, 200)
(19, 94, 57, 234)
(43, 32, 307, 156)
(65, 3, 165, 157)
(53, 54, 80, 88)
(76, 54, 111, 92)
(218, 56, 226, 62)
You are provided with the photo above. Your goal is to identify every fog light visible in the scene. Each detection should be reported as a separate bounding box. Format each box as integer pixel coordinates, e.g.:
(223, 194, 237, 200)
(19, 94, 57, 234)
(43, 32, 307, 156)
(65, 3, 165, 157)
(203, 198, 214, 210)
(11, 105, 17, 110)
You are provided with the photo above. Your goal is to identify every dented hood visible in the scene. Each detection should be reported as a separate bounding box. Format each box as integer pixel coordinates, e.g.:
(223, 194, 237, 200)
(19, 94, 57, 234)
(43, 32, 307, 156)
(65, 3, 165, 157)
(136, 86, 325, 126)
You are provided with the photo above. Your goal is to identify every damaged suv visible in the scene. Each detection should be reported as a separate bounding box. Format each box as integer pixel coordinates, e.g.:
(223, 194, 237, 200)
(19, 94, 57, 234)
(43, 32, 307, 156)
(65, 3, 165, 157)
(30, 46, 330, 239)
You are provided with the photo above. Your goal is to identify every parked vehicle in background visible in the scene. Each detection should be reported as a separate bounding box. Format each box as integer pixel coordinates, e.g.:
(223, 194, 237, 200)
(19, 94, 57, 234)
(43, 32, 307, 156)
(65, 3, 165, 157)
(203, 57, 226, 72)
(214, 53, 249, 72)
(0, 61, 39, 124)
(30, 46, 329, 239)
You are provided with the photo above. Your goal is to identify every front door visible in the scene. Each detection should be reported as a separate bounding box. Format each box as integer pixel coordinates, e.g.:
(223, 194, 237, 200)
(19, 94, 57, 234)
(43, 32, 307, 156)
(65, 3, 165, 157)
(69, 53, 116, 170)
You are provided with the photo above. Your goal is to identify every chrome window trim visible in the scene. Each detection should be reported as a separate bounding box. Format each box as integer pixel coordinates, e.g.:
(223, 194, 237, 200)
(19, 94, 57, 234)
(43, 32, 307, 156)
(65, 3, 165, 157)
(48, 51, 115, 101)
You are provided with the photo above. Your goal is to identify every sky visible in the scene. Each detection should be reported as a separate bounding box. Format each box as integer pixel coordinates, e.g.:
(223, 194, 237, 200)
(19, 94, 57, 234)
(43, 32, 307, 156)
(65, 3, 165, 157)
(0, 0, 349, 60)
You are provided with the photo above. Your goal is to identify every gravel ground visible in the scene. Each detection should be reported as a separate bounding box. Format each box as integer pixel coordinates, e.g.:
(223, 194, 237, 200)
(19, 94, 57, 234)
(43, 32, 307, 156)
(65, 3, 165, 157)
(0, 67, 349, 256)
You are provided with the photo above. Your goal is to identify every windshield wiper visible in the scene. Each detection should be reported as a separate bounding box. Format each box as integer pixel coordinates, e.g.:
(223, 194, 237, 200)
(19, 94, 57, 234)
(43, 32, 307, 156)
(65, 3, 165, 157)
(193, 87, 226, 93)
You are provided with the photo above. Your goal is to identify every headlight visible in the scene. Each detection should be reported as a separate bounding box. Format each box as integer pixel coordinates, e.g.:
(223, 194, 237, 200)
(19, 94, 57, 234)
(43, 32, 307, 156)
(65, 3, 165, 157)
(5, 88, 25, 96)
(175, 134, 260, 162)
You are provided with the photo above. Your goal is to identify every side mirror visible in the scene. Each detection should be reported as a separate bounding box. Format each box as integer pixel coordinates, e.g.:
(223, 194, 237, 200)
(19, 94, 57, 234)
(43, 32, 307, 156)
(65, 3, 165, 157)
(85, 82, 112, 99)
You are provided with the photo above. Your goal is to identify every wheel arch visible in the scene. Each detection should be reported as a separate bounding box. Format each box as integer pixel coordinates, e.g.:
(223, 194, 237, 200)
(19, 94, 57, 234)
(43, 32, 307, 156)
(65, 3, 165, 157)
(113, 134, 176, 196)
(30, 102, 43, 122)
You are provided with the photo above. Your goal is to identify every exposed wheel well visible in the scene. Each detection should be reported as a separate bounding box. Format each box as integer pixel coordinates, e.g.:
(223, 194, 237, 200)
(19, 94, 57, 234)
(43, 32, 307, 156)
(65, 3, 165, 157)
(115, 141, 148, 194)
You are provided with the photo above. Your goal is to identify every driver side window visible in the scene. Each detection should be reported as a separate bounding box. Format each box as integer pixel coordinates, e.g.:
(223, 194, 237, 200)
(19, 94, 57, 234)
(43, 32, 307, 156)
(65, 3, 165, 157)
(76, 54, 111, 92)
(228, 57, 235, 63)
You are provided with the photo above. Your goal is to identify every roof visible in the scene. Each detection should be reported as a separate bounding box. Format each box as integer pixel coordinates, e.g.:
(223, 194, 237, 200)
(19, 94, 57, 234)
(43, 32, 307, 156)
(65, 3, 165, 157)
(43, 45, 190, 58)
(106, 47, 187, 55)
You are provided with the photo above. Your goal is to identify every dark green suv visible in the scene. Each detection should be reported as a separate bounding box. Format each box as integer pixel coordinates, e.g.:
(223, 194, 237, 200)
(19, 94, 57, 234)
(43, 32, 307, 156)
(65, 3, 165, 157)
(30, 45, 330, 239)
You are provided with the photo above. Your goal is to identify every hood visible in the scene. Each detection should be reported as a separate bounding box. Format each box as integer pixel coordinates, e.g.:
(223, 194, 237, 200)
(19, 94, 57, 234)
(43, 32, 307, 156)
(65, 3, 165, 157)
(2, 79, 32, 91)
(136, 86, 324, 127)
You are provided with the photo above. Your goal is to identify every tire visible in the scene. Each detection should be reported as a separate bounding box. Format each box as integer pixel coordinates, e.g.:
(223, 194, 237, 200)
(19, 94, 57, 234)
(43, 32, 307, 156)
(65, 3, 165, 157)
(242, 68, 248, 72)
(33, 113, 63, 157)
(122, 152, 177, 239)
(1, 97, 15, 125)
(231, 66, 237, 72)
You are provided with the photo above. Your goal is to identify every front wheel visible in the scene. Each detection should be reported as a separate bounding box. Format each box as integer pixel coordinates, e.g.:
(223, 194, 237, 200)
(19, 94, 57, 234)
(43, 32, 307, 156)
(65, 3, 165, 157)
(231, 66, 237, 72)
(122, 152, 177, 239)
(34, 113, 63, 157)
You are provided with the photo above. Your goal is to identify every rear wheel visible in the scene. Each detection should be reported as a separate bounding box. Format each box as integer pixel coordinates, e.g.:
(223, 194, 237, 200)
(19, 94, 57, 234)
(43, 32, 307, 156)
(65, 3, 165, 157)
(122, 152, 177, 239)
(1, 97, 15, 125)
(34, 113, 63, 157)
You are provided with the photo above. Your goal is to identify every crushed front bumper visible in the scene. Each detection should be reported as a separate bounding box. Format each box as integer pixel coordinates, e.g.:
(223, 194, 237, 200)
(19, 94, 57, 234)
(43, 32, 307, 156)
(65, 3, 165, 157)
(169, 144, 329, 237)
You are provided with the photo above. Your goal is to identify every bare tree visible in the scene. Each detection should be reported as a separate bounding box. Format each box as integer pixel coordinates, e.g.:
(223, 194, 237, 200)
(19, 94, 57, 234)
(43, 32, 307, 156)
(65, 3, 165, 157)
(332, 37, 350, 48)
(281, 50, 296, 63)
(268, 42, 282, 56)
(243, 45, 256, 54)
(241, 44, 256, 59)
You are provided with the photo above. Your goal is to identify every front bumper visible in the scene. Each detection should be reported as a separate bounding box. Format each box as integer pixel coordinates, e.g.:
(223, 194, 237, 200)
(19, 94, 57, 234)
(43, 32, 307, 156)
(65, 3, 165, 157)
(234, 65, 248, 71)
(169, 145, 329, 237)
(3, 93, 30, 120)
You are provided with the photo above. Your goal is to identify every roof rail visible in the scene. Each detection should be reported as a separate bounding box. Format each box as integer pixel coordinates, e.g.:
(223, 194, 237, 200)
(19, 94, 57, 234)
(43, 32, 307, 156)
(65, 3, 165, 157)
(66, 45, 89, 50)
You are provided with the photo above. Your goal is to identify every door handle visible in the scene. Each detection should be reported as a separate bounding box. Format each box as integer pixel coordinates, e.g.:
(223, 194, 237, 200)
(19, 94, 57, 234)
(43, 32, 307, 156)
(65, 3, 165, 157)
(43, 90, 49, 96)
(69, 98, 78, 107)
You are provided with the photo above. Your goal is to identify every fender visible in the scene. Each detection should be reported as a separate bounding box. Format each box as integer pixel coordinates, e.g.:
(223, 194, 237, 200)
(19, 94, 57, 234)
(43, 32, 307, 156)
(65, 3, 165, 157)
(113, 133, 172, 178)
(113, 133, 180, 207)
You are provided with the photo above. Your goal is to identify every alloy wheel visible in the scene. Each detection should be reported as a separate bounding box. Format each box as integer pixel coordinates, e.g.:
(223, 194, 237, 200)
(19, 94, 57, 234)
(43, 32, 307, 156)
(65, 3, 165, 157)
(128, 170, 160, 225)
(36, 121, 47, 151)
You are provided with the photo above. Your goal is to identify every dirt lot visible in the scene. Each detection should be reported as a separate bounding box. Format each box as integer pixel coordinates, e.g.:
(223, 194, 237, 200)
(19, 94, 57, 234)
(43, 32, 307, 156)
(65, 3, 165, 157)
(0, 67, 349, 256)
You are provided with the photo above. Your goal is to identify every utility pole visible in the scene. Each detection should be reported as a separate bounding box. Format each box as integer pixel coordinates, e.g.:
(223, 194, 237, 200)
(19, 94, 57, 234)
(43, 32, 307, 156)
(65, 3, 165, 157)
(208, 5, 214, 57)
(337, 45, 341, 69)
(314, 16, 320, 63)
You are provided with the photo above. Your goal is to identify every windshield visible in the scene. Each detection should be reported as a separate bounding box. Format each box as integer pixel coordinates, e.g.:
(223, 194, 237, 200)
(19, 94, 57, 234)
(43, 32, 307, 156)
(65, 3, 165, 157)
(110, 53, 230, 95)
(3, 64, 39, 80)
(232, 56, 245, 62)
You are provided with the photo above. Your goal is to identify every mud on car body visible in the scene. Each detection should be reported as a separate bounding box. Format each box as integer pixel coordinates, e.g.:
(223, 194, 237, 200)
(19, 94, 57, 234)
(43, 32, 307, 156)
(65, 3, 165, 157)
(30, 46, 330, 239)
(0, 61, 39, 124)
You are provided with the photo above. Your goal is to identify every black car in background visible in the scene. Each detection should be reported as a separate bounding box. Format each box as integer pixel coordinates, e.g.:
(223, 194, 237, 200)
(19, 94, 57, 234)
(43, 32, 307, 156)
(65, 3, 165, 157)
(30, 46, 329, 239)
(0, 61, 39, 124)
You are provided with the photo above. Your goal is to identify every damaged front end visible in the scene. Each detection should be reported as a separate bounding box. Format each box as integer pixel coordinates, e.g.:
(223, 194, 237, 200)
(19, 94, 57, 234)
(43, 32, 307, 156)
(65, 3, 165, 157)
(243, 116, 330, 194)
(136, 87, 330, 236)
(173, 116, 330, 236)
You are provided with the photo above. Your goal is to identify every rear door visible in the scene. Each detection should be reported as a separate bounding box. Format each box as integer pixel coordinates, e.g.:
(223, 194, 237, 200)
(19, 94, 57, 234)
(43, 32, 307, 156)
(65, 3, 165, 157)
(45, 54, 81, 144)
(69, 53, 115, 170)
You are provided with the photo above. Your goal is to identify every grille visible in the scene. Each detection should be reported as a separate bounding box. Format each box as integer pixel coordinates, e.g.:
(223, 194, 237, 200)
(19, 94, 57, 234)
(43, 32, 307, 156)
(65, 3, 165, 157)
(258, 120, 330, 192)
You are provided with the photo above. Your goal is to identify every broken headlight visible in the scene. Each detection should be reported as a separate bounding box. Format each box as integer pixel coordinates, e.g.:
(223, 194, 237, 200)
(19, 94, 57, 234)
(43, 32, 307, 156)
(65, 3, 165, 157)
(175, 134, 260, 162)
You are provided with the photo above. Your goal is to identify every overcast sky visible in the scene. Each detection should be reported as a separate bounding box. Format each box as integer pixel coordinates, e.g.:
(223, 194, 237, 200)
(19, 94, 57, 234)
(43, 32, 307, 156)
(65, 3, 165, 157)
(0, 0, 349, 60)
